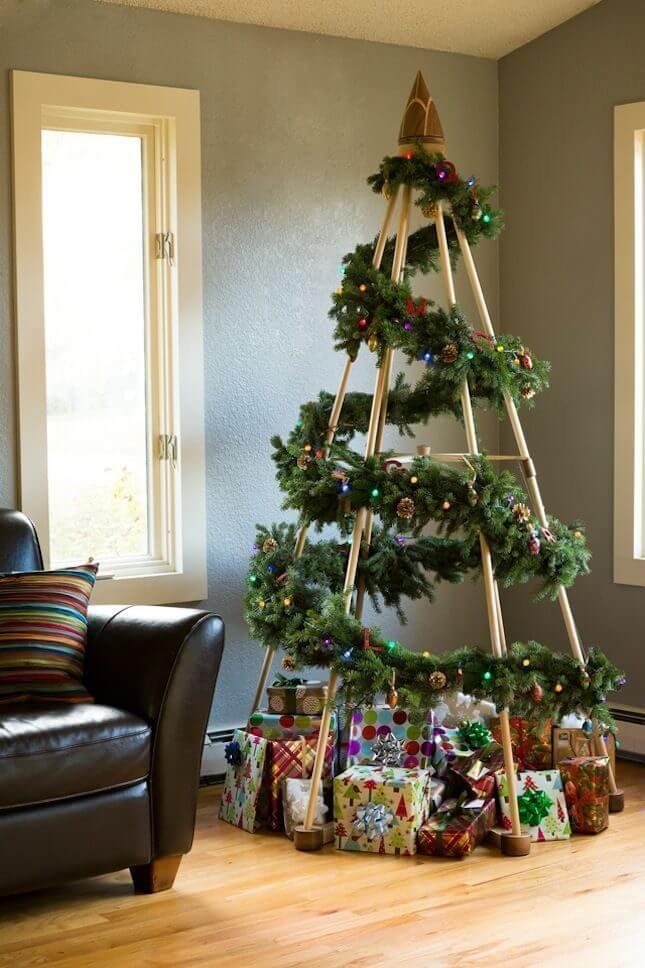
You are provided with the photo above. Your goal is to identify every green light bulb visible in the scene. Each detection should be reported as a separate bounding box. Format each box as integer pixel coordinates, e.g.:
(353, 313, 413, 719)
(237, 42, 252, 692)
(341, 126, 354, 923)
(483, 670, 492, 681)
(371, 488, 379, 498)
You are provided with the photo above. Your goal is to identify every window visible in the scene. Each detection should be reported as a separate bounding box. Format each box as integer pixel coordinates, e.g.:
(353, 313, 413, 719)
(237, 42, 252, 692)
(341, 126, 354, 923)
(12, 72, 206, 604)
(614, 101, 645, 586)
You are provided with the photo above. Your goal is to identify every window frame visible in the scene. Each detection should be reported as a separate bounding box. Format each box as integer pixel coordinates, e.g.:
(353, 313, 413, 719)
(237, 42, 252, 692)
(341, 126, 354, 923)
(614, 101, 645, 586)
(11, 71, 207, 605)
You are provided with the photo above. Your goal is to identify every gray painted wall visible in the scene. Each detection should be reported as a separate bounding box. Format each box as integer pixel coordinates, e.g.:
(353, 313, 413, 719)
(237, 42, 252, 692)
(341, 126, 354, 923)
(499, 0, 643, 709)
(0, 0, 499, 728)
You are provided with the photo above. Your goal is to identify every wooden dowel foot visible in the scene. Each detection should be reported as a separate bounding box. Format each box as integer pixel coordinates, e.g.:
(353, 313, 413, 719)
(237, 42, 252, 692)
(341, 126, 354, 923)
(500, 833, 531, 857)
(293, 825, 325, 851)
(609, 790, 625, 813)
(130, 854, 183, 893)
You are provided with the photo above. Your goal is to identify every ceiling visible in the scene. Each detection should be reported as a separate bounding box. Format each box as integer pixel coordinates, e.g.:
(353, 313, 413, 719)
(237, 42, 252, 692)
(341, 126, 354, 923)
(98, 0, 603, 59)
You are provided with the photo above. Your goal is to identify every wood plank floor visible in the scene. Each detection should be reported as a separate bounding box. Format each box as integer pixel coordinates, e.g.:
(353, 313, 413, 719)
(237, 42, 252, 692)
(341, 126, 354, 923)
(1, 762, 644, 967)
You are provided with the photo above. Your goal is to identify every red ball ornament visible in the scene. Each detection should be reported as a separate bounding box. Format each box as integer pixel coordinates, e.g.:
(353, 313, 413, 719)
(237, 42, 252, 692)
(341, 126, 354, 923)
(403, 151, 414, 159)
(315, 449, 324, 459)
(519, 353, 534, 371)
(436, 160, 458, 184)
(357, 318, 368, 331)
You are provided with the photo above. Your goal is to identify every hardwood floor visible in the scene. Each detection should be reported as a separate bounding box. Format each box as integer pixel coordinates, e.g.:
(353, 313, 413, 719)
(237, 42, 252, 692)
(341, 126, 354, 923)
(1, 762, 644, 967)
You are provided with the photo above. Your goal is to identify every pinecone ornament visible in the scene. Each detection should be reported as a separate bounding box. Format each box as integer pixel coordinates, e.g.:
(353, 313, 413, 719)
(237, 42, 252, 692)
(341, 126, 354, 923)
(519, 352, 534, 371)
(520, 383, 535, 400)
(421, 201, 438, 219)
(428, 670, 447, 691)
(396, 497, 416, 520)
(281, 655, 297, 672)
(262, 537, 278, 554)
(441, 343, 459, 364)
(296, 454, 311, 470)
(512, 502, 531, 524)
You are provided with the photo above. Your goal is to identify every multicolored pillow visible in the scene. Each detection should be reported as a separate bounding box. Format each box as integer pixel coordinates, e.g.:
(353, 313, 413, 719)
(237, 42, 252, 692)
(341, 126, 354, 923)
(0, 563, 98, 703)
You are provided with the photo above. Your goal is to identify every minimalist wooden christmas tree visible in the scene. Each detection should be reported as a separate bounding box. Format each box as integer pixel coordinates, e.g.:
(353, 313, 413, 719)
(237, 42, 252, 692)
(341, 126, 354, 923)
(244, 73, 625, 856)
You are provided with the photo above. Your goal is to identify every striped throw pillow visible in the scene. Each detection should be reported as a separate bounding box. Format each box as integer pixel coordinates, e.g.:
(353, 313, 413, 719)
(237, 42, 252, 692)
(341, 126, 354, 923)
(0, 563, 98, 703)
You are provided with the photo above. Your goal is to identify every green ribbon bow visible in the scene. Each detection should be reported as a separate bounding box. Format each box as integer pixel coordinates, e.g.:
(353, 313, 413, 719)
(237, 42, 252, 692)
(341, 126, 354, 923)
(271, 673, 307, 687)
(517, 787, 552, 827)
(457, 720, 493, 751)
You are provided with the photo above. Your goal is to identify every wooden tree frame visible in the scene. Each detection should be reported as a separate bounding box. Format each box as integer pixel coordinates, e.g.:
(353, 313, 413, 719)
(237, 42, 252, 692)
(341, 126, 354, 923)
(250, 73, 623, 857)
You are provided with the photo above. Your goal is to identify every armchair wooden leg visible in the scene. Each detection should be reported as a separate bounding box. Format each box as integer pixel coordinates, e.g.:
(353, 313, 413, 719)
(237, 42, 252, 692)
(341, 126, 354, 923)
(130, 854, 183, 893)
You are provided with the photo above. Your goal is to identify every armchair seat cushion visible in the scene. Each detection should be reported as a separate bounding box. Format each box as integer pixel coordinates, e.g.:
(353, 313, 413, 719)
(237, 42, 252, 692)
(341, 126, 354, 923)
(0, 702, 151, 810)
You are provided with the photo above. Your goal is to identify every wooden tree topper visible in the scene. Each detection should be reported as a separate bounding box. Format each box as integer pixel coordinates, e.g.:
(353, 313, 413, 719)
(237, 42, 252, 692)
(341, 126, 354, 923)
(398, 71, 445, 154)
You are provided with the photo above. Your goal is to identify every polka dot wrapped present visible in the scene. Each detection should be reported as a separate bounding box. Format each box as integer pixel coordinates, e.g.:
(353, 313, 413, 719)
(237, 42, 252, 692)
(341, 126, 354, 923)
(266, 679, 327, 715)
(347, 705, 436, 770)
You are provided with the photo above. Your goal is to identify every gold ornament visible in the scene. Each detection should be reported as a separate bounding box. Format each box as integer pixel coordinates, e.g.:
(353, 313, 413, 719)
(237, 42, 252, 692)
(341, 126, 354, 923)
(359, 283, 368, 293)
(396, 497, 416, 520)
(441, 343, 459, 364)
(421, 201, 438, 219)
(441, 499, 451, 511)
(428, 670, 447, 691)
(580, 671, 591, 689)
(368, 334, 379, 352)
(282, 596, 292, 607)
(303, 443, 313, 452)
(258, 600, 266, 609)
(554, 682, 563, 694)
(262, 537, 278, 554)
(387, 688, 399, 709)
(472, 204, 483, 221)
(281, 655, 297, 671)
(520, 384, 535, 400)
(512, 502, 531, 523)
(297, 454, 312, 470)
(573, 530, 583, 540)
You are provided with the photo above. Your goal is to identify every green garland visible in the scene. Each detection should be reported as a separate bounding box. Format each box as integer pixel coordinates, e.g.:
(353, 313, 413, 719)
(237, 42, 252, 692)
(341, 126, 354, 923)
(278, 594, 621, 727)
(244, 523, 478, 645)
(271, 444, 590, 600)
(242, 144, 626, 727)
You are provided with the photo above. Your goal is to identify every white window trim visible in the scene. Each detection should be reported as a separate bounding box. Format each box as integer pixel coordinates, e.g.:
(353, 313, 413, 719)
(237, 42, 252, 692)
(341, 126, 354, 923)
(11, 71, 207, 605)
(614, 101, 645, 586)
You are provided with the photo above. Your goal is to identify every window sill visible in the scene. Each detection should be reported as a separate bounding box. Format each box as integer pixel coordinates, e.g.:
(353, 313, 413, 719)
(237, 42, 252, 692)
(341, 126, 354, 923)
(90, 569, 207, 606)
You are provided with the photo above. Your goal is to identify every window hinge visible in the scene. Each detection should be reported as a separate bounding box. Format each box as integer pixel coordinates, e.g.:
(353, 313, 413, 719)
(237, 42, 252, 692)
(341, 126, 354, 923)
(159, 433, 178, 468)
(155, 231, 175, 266)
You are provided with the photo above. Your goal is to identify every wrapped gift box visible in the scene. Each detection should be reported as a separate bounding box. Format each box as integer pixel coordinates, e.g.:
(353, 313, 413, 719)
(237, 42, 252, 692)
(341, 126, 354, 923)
(248, 710, 337, 741)
(497, 769, 571, 841)
(559, 756, 609, 835)
(269, 734, 335, 831)
(334, 764, 434, 855)
(449, 742, 507, 798)
(218, 730, 270, 833)
(418, 796, 496, 858)
(347, 706, 434, 769)
(267, 679, 327, 715)
(489, 717, 552, 770)
(552, 727, 616, 775)
(282, 777, 328, 838)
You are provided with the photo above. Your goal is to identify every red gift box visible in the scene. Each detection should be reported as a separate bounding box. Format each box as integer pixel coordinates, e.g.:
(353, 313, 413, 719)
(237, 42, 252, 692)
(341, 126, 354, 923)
(559, 756, 609, 835)
(489, 717, 552, 770)
(449, 743, 508, 798)
(418, 797, 496, 859)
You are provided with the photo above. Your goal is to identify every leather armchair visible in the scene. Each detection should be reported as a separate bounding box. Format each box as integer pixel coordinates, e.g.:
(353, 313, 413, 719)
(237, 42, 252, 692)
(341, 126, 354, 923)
(0, 509, 224, 897)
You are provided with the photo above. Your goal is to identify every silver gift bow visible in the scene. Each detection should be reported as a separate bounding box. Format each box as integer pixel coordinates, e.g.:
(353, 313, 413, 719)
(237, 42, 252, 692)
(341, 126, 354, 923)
(353, 802, 394, 840)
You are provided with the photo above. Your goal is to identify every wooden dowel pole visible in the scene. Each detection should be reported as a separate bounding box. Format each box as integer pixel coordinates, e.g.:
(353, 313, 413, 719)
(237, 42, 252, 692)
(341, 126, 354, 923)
(293, 189, 400, 563)
(299, 186, 415, 843)
(249, 646, 275, 718)
(455, 228, 586, 666)
(494, 578, 508, 656)
(592, 721, 619, 795)
(437, 204, 526, 848)
(303, 669, 339, 830)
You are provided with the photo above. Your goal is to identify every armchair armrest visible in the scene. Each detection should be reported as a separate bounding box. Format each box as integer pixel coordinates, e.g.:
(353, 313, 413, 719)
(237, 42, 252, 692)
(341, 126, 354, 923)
(85, 605, 224, 858)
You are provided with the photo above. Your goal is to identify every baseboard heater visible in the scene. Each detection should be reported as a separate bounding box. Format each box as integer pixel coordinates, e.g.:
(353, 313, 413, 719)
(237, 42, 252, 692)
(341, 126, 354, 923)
(199, 709, 645, 785)
(200, 727, 236, 785)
